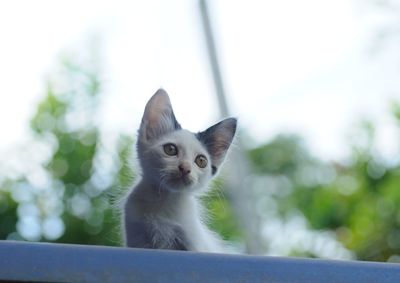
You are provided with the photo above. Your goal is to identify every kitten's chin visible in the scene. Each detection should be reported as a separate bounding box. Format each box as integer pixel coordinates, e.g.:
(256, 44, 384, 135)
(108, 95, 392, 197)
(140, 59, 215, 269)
(165, 176, 196, 193)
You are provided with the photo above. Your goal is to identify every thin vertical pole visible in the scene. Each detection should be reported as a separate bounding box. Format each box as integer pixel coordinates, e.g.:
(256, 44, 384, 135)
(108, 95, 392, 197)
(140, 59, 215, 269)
(199, 0, 262, 254)
(199, 0, 229, 118)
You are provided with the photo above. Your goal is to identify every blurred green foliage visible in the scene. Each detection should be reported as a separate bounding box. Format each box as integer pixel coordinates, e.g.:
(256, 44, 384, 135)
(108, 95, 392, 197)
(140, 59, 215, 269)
(1, 50, 400, 263)
(0, 182, 18, 240)
(204, 178, 243, 242)
(0, 52, 134, 246)
(244, 118, 400, 262)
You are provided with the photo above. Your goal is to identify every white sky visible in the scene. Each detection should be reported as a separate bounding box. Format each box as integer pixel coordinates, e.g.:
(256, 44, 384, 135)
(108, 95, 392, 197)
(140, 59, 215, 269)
(0, 0, 399, 162)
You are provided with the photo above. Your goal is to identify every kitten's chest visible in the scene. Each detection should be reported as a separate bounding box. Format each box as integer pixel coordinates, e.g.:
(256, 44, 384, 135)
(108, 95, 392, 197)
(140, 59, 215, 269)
(171, 201, 221, 252)
(167, 197, 201, 233)
(175, 213, 208, 251)
(140, 194, 221, 252)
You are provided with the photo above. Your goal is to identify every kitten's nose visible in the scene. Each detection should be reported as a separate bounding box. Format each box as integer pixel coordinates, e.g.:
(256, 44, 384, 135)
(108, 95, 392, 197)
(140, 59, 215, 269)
(178, 163, 191, 175)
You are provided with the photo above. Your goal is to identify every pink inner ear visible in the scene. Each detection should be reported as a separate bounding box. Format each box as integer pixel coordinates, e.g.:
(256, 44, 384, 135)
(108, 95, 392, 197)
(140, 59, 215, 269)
(144, 92, 173, 126)
(213, 138, 228, 159)
(147, 110, 162, 127)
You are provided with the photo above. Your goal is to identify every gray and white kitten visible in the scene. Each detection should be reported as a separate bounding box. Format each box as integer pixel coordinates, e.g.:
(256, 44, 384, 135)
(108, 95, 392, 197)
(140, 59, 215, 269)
(123, 89, 237, 252)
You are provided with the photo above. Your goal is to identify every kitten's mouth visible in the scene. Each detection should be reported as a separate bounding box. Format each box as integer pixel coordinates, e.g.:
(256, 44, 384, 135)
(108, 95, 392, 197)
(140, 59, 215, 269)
(169, 174, 194, 186)
(181, 176, 193, 185)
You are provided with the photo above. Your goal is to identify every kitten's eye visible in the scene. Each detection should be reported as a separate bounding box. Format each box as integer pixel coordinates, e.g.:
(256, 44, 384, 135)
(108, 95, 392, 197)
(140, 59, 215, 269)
(163, 143, 178, 156)
(195, 155, 208, 168)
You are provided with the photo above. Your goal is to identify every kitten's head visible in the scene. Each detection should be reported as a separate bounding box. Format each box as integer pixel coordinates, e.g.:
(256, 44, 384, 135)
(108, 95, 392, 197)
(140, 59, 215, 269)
(137, 89, 237, 194)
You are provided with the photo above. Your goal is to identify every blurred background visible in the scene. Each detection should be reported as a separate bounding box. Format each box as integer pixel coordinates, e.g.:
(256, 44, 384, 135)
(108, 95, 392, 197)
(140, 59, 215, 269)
(1, 0, 400, 262)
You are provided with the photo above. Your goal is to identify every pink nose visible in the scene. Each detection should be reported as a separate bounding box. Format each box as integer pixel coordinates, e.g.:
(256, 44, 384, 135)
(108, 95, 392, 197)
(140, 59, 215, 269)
(179, 164, 191, 175)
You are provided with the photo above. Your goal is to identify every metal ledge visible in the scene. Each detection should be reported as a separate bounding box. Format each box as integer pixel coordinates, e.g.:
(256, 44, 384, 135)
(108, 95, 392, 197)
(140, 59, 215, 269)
(0, 241, 399, 283)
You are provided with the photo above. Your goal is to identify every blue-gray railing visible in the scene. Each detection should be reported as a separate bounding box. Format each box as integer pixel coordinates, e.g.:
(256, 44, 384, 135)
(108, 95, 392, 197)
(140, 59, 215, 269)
(0, 241, 399, 283)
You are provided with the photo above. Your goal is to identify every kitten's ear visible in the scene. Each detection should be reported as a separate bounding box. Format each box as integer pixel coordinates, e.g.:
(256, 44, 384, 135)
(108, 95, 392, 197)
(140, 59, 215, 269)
(139, 89, 181, 142)
(197, 118, 237, 174)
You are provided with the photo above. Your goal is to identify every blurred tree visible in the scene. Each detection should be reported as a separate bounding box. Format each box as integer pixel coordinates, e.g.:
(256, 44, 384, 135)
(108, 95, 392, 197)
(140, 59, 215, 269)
(245, 114, 400, 262)
(0, 47, 134, 246)
(0, 180, 18, 240)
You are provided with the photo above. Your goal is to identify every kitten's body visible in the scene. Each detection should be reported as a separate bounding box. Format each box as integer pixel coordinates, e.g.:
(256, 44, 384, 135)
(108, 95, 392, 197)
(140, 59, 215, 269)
(123, 89, 236, 252)
(124, 177, 223, 252)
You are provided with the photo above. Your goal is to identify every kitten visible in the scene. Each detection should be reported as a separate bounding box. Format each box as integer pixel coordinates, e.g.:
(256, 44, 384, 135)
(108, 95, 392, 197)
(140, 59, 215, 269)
(123, 89, 237, 252)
